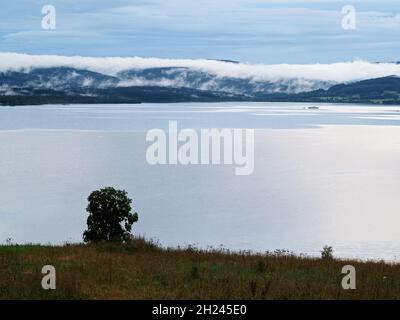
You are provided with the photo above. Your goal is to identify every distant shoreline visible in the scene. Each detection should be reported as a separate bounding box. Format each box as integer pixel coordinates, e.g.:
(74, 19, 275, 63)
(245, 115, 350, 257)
(2, 98, 400, 107)
(3, 74, 400, 106)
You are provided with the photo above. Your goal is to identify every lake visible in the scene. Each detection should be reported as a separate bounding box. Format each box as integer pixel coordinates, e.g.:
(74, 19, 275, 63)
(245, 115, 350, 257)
(1, 102, 400, 261)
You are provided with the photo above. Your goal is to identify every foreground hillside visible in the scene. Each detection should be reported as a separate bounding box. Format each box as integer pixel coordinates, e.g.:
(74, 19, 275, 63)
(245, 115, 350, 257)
(0, 239, 399, 300)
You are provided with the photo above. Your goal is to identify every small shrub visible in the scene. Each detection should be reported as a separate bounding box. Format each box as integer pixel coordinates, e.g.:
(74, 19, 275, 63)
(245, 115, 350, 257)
(321, 245, 334, 260)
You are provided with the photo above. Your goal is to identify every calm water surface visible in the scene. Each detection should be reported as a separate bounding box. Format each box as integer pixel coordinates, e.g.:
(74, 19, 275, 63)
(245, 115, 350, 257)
(1, 102, 400, 261)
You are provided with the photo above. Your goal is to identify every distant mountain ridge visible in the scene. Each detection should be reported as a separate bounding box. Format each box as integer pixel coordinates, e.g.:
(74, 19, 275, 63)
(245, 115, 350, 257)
(0, 66, 333, 94)
(1, 66, 400, 105)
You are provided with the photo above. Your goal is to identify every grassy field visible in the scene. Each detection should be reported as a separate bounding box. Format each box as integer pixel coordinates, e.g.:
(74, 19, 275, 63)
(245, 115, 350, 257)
(0, 239, 399, 300)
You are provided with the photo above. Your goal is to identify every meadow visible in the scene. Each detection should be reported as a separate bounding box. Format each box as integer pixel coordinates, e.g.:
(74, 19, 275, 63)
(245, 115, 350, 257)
(1, 239, 399, 300)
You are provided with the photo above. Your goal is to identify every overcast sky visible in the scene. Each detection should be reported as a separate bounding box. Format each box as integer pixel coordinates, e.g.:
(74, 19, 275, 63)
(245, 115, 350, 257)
(1, 0, 400, 63)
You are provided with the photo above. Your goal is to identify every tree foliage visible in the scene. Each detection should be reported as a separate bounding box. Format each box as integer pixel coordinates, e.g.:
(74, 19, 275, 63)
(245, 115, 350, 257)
(83, 187, 138, 243)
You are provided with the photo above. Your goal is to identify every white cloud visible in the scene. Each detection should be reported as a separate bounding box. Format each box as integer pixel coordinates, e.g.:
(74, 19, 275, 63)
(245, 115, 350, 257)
(0, 52, 400, 83)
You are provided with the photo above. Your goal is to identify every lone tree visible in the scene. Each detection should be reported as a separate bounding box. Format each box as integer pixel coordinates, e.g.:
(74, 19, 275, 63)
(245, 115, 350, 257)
(83, 187, 138, 243)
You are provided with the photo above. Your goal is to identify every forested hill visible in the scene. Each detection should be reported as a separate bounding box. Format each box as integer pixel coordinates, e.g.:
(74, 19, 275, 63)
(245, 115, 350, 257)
(0, 66, 400, 105)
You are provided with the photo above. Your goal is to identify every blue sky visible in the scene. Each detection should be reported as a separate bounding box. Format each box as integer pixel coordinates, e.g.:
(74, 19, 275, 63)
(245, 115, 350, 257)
(1, 0, 400, 63)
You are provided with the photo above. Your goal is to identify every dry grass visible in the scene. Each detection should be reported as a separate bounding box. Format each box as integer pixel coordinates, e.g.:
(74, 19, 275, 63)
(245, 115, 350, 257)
(0, 239, 399, 300)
